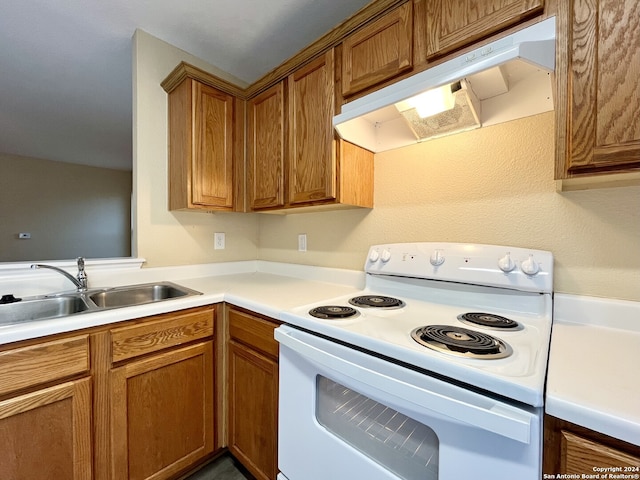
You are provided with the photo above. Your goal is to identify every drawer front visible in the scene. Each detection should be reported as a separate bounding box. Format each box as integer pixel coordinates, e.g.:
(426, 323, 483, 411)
(228, 308, 280, 359)
(0, 335, 90, 396)
(111, 306, 214, 363)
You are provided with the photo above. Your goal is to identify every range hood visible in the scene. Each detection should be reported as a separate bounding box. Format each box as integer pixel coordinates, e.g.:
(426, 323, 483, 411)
(333, 17, 556, 152)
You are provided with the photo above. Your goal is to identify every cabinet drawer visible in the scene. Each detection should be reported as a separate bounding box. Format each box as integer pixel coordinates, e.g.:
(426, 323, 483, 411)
(228, 308, 280, 359)
(110, 306, 214, 363)
(0, 335, 90, 396)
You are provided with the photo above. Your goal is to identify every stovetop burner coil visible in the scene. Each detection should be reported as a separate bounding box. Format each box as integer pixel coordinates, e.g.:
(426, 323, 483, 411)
(309, 305, 359, 320)
(348, 295, 405, 309)
(411, 325, 512, 359)
(457, 312, 521, 330)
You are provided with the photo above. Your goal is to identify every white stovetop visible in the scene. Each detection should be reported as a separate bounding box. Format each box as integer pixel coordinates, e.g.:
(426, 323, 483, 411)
(280, 275, 553, 407)
(547, 294, 640, 447)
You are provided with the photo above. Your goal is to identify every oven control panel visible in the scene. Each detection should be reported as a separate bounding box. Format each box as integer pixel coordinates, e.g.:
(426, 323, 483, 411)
(365, 242, 553, 293)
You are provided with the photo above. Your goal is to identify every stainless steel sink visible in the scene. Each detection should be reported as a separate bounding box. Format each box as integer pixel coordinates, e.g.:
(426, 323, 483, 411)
(0, 281, 201, 326)
(89, 282, 201, 308)
(0, 295, 91, 325)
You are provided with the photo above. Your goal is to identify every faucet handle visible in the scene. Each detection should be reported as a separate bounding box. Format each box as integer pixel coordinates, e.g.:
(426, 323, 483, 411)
(76, 257, 88, 289)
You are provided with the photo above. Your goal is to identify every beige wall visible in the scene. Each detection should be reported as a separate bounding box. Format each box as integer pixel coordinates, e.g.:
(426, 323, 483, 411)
(0, 153, 131, 262)
(132, 30, 258, 267)
(132, 31, 639, 301)
(257, 112, 640, 301)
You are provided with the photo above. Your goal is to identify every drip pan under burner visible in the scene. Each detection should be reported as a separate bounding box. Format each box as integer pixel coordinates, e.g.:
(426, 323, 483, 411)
(349, 295, 405, 309)
(411, 325, 512, 359)
(457, 312, 522, 330)
(309, 305, 359, 320)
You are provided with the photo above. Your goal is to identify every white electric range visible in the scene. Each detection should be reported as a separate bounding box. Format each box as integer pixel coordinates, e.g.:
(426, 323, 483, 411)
(276, 242, 554, 480)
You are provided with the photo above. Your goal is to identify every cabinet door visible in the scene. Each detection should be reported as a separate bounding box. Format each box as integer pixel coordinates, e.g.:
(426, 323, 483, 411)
(342, 2, 413, 96)
(111, 342, 214, 480)
(561, 430, 640, 474)
(248, 82, 286, 210)
(288, 50, 336, 205)
(425, 0, 544, 58)
(228, 340, 278, 480)
(192, 81, 234, 208)
(0, 378, 92, 480)
(556, 0, 640, 178)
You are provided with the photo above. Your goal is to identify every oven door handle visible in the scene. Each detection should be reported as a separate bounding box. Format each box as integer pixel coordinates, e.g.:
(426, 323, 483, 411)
(276, 325, 534, 444)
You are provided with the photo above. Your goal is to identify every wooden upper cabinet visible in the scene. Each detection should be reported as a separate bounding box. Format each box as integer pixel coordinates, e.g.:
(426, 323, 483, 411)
(288, 50, 337, 205)
(341, 2, 413, 96)
(248, 51, 374, 212)
(191, 82, 234, 207)
(163, 63, 243, 212)
(248, 82, 286, 210)
(555, 0, 640, 182)
(424, 0, 544, 59)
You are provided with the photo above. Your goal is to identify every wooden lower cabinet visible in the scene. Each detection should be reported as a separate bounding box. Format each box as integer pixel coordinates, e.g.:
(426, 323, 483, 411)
(0, 334, 92, 480)
(0, 377, 92, 480)
(0, 302, 289, 480)
(105, 305, 217, 480)
(110, 342, 215, 480)
(544, 415, 640, 476)
(227, 307, 280, 480)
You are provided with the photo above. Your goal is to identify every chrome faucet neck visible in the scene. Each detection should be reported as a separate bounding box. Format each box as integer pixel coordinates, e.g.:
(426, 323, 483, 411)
(31, 258, 88, 292)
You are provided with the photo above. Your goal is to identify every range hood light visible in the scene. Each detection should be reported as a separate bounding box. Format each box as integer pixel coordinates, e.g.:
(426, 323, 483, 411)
(396, 84, 456, 119)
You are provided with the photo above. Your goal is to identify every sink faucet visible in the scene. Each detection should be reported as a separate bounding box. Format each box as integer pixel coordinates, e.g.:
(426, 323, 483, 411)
(31, 257, 88, 292)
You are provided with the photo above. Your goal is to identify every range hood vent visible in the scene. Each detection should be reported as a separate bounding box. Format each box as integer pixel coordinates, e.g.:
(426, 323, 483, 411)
(333, 17, 556, 152)
(399, 80, 481, 140)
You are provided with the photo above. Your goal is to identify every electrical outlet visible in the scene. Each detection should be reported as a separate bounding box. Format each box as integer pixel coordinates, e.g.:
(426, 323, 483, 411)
(298, 234, 307, 252)
(214, 232, 225, 250)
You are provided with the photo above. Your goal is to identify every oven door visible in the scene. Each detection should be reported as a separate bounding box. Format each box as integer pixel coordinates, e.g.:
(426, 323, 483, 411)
(275, 324, 542, 480)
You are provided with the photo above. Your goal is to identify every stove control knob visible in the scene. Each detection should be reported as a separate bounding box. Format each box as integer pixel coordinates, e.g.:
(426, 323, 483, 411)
(380, 249, 392, 263)
(429, 250, 445, 266)
(521, 255, 540, 276)
(498, 253, 516, 273)
(368, 250, 380, 263)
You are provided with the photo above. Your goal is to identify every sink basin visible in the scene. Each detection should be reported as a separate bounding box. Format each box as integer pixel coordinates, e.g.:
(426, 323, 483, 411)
(88, 282, 200, 308)
(0, 282, 201, 326)
(0, 295, 91, 325)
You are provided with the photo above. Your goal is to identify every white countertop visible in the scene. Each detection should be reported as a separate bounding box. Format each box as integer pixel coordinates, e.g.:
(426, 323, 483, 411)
(547, 294, 640, 446)
(0, 260, 363, 345)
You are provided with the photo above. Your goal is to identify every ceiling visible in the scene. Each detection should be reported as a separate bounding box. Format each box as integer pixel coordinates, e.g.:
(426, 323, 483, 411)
(0, 0, 372, 171)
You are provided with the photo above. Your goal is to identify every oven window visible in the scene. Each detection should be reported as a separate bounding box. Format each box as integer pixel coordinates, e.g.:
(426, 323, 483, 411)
(316, 376, 439, 480)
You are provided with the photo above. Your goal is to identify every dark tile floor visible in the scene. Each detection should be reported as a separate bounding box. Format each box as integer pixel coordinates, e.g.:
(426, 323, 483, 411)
(186, 455, 255, 480)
